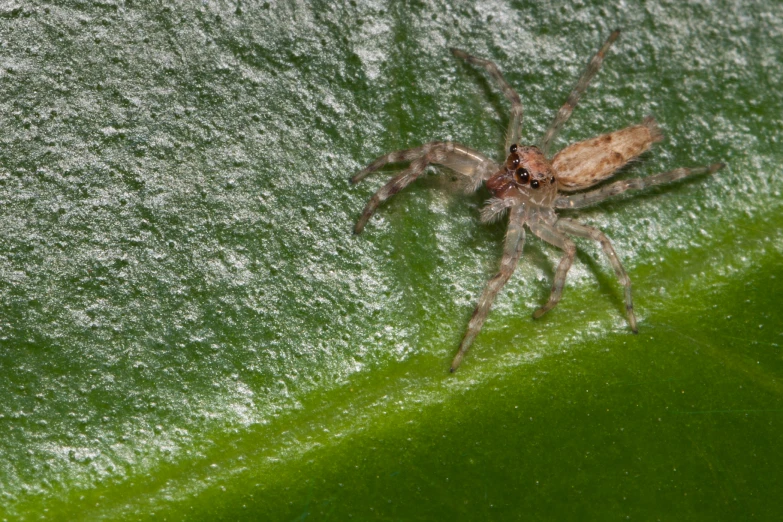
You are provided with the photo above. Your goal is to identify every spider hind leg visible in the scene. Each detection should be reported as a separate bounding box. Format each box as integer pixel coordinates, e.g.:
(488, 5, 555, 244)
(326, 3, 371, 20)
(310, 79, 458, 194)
(556, 218, 638, 332)
(528, 221, 577, 319)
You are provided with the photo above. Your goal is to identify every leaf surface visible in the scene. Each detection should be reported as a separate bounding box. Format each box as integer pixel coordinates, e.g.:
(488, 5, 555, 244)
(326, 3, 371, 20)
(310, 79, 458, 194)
(0, 1, 781, 519)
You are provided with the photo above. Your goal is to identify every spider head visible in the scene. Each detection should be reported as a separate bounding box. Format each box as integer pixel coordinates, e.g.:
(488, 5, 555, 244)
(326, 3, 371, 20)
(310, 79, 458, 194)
(487, 144, 558, 206)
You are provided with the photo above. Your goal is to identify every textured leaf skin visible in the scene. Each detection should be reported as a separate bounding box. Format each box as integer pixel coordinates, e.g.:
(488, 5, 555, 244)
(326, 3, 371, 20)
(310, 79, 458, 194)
(0, 1, 781, 520)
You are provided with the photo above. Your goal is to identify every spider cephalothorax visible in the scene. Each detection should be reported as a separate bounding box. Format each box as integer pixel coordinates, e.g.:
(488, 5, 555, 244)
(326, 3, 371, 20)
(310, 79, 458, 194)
(350, 30, 724, 371)
(487, 145, 558, 206)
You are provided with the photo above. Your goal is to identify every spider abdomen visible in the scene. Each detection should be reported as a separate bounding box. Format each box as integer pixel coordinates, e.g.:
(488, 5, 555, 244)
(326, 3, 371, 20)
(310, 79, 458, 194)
(553, 116, 663, 191)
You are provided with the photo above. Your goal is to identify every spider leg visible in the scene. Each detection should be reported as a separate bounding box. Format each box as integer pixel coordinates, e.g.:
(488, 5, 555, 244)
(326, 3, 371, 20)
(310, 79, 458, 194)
(450, 205, 526, 372)
(539, 30, 620, 156)
(451, 48, 524, 151)
(351, 144, 436, 184)
(528, 221, 577, 320)
(556, 218, 638, 332)
(554, 162, 725, 210)
(352, 141, 497, 234)
(353, 141, 496, 186)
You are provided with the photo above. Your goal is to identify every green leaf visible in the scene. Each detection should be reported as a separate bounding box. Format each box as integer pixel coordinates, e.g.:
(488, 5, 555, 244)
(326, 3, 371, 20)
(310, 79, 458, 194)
(1, 1, 781, 520)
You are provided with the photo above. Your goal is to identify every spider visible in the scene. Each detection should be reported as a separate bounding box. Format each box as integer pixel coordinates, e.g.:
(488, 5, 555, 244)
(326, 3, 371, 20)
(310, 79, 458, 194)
(350, 30, 724, 372)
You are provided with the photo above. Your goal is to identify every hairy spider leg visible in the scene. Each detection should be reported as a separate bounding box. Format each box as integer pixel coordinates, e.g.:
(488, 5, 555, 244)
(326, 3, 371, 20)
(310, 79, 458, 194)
(556, 218, 637, 332)
(450, 205, 526, 372)
(539, 30, 621, 156)
(351, 145, 435, 184)
(451, 48, 524, 152)
(351, 141, 497, 234)
(554, 162, 725, 210)
(528, 221, 577, 319)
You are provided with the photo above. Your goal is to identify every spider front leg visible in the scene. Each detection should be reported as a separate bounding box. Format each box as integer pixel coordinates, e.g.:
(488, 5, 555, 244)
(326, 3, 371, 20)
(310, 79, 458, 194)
(528, 221, 577, 320)
(554, 162, 725, 210)
(556, 218, 637, 332)
(351, 141, 497, 234)
(450, 48, 524, 151)
(450, 205, 526, 372)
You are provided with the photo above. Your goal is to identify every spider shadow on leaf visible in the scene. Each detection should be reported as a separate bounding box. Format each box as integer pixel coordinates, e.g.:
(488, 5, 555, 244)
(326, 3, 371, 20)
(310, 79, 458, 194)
(578, 241, 628, 320)
(453, 54, 512, 152)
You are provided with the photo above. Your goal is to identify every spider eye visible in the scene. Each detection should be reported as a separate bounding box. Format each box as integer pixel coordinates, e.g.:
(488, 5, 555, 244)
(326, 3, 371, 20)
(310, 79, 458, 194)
(550, 176, 556, 184)
(530, 179, 540, 189)
(515, 167, 529, 184)
(509, 144, 518, 153)
(507, 153, 520, 169)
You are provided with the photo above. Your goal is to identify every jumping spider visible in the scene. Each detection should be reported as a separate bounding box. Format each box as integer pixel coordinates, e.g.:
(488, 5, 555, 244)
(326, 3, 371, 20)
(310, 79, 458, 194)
(350, 30, 724, 372)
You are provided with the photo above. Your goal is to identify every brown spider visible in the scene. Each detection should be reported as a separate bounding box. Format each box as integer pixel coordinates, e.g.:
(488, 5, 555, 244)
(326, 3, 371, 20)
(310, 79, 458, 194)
(350, 30, 724, 372)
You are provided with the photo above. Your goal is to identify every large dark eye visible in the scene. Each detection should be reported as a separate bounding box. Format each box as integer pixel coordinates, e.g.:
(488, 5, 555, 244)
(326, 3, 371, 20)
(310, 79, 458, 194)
(509, 144, 518, 153)
(506, 153, 520, 169)
(515, 168, 529, 184)
(530, 179, 540, 189)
